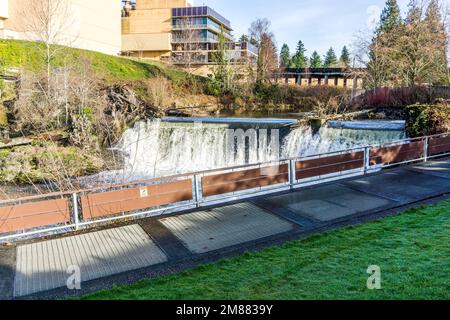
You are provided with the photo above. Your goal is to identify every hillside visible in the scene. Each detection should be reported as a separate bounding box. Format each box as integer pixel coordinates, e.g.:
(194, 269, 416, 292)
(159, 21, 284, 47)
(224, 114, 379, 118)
(0, 40, 193, 84)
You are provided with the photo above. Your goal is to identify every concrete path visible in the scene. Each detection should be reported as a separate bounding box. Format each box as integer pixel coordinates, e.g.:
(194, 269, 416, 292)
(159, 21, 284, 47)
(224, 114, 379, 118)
(160, 203, 294, 254)
(14, 225, 167, 297)
(0, 158, 449, 299)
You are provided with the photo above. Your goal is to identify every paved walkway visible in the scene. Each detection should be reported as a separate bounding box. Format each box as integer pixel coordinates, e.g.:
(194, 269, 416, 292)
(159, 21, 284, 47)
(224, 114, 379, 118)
(0, 158, 449, 299)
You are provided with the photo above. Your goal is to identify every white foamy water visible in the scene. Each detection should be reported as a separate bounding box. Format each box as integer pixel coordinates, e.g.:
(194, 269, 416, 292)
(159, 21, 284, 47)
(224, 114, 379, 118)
(282, 125, 406, 158)
(83, 119, 406, 186)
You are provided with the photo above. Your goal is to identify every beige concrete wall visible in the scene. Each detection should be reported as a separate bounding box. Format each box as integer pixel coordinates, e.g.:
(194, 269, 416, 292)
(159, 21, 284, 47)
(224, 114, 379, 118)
(1, 0, 121, 55)
(70, 0, 122, 55)
(123, 8, 172, 34)
(276, 76, 361, 89)
(0, 0, 8, 19)
(122, 33, 171, 52)
(121, 7, 173, 57)
(121, 0, 193, 58)
(346, 78, 354, 88)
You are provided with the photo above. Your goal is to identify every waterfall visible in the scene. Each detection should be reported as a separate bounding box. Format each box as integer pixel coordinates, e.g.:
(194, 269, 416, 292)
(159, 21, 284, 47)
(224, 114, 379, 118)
(118, 120, 281, 180)
(83, 119, 406, 185)
(282, 125, 406, 158)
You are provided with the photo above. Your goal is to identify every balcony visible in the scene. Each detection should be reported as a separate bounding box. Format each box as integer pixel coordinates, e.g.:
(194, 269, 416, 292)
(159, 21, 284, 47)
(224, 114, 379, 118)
(171, 53, 209, 65)
(238, 42, 258, 56)
(172, 23, 233, 38)
(172, 32, 222, 44)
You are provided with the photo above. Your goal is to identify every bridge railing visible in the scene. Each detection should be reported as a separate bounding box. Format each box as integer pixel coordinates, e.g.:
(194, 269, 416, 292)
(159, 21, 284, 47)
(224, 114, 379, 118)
(1, 132, 450, 242)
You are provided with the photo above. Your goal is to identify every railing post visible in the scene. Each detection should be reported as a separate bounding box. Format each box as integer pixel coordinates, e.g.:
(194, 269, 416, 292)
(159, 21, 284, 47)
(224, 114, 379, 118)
(193, 175, 202, 208)
(289, 159, 296, 190)
(364, 146, 371, 174)
(72, 193, 80, 231)
(423, 136, 429, 163)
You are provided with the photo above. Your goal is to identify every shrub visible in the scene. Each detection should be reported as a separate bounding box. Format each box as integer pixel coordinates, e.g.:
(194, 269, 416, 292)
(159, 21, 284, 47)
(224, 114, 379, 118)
(146, 75, 172, 108)
(252, 83, 350, 111)
(405, 102, 450, 137)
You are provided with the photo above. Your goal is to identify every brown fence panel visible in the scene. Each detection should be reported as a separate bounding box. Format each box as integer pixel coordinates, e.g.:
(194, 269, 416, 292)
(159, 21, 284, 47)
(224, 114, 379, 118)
(81, 179, 193, 220)
(0, 198, 70, 234)
(428, 136, 450, 156)
(202, 164, 289, 198)
(370, 141, 424, 165)
(296, 151, 364, 180)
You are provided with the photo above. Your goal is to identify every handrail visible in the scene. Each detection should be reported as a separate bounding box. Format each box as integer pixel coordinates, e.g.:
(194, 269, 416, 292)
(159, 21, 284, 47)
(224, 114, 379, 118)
(0, 131, 449, 242)
(1, 132, 448, 205)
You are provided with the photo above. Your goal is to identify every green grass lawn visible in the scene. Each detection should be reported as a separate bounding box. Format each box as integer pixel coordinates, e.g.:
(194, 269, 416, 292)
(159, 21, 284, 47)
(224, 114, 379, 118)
(0, 40, 194, 83)
(82, 200, 450, 300)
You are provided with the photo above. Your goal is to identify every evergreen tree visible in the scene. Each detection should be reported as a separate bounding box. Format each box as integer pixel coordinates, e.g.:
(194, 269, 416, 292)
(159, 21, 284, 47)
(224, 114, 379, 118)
(368, 0, 403, 86)
(239, 34, 250, 43)
(405, 0, 423, 24)
(323, 47, 338, 67)
(364, 0, 449, 87)
(279, 44, 291, 68)
(212, 28, 237, 94)
(339, 46, 351, 67)
(377, 0, 402, 34)
(309, 51, 322, 68)
(292, 40, 308, 69)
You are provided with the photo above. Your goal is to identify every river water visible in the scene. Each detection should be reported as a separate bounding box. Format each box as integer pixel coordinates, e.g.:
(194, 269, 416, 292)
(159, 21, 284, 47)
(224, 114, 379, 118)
(85, 118, 406, 185)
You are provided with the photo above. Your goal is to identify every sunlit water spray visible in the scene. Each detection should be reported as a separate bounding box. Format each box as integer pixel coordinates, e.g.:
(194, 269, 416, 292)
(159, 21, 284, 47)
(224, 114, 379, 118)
(84, 119, 406, 186)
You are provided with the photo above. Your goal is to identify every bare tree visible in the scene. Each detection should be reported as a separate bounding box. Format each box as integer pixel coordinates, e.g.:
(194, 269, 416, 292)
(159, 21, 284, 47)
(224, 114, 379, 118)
(14, 0, 75, 83)
(249, 18, 273, 46)
(257, 33, 278, 84)
(248, 18, 278, 84)
(352, 31, 392, 89)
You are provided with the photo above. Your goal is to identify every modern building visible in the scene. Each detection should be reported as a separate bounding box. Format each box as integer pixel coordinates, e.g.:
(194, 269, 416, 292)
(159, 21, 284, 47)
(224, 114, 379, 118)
(121, 0, 257, 74)
(0, 0, 122, 56)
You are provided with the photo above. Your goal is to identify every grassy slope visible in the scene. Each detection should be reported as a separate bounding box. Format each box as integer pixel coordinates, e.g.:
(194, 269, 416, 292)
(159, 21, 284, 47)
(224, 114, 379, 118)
(0, 40, 192, 83)
(82, 200, 450, 300)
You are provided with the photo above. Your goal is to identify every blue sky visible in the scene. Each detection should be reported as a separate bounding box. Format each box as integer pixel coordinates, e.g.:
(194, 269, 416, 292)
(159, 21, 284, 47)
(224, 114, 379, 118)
(196, 0, 414, 56)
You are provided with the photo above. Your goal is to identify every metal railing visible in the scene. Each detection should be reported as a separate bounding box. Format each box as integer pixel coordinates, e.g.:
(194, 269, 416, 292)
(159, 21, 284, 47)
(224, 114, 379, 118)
(0, 132, 449, 243)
